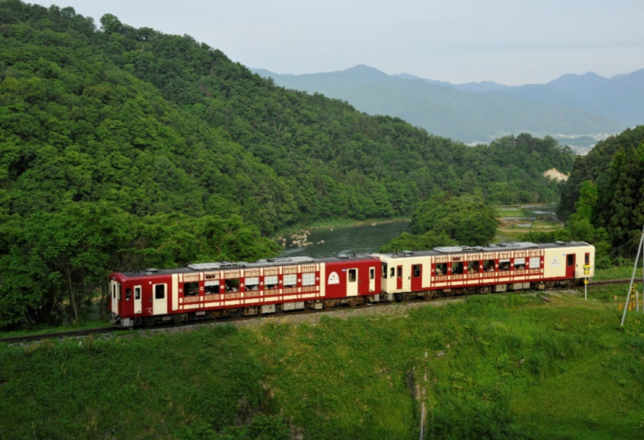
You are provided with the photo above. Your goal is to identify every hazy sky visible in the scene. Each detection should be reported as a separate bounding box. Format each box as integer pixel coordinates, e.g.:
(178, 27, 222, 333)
(31, 0, 644, 85)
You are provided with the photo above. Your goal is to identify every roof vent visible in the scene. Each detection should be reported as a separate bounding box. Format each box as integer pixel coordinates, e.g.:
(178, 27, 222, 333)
(402, 250, 414, 256)
(554, 241, 565, 245)
(338, 254, 350, 259)
(145, 268, 159, 275)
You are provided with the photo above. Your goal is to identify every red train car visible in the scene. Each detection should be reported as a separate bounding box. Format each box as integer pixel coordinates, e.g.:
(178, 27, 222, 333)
(109, 255, 382, 327)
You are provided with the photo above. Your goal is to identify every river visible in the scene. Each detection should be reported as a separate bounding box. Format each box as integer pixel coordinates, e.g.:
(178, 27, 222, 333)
(278, 220, 409, 258)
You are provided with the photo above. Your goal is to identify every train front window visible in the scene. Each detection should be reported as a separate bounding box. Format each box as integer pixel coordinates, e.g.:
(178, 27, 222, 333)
(125, 288, 131, 301)
(382, 263, 388, 279)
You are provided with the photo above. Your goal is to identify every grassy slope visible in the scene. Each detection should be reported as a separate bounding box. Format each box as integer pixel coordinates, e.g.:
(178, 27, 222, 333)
(1, 287, 643, 439)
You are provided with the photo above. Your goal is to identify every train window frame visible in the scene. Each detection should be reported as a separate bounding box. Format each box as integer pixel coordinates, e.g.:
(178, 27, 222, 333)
(225, 279, 240, 293)
(184, 281, 199, 296)
(390, 267, 395, 278)
(499, 259, 510, 271)
(370, 267, 375, 280)
(435, 263, 447, 276)
(585, 253, 590, 265)
(483, 259, 495, 272)
(264, 275, 278, 290)
(348, 269, 357, 283)
(381, 263, 388, 279)
(302, 273, 315, 286)
(125, 288, 131, 301)
(205, 280, 220, 295)
(529, 256, 540, 269)
(283, 274, 297, 287)
(452, 262, 464, 275)
(134, 286, 141, 300)
(514, 257, 526, 271)
(412, 264, 421, 277)
(567, 254, 574, 266)
(467, 261, 480, 273)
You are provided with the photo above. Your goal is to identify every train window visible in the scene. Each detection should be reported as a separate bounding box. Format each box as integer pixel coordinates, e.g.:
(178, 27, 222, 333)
(567, 255, 574, 266)
(283, 274, 297, 287)
(370, 268, 375, 280)
(529, 257, 540, 269)
(205, 280, 220, 295)
(118, 284, 122, 300)
(348, 269, 357, 282)
(125, 288, 131, 301)
(435, 263, 447, 276)
(155, 284, 165, 299)
(135, 287, 141, 300)
(225, 279, 240, 293)
(413, 265, 421, 277)
(112, 284, 117, 299)
(390, 267, 395, 278)
(499, 259, 510, 271)
(484, 260, 495, 272)
(452, 262, 464, 275)
(302, 273, 316, 286)
(397, 267, 402, 278)
(264, 275, 278, 290)
(382, 263, 388, 279)
(467, 261, 480, 273)
(585, 253, 589, 265)
(245, 277, 260, 291)
(184, 282, 199, 296)
(514, 258, 525, 270)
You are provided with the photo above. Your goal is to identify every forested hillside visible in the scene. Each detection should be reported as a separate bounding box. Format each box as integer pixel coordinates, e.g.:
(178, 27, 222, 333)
(0, 0, 574, 326)
(559, 126, 644, 250)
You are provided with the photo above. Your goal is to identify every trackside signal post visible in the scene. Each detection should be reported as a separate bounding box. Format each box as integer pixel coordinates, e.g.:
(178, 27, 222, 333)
(583, 264, 590, 300)
(620, 225, 644, 327)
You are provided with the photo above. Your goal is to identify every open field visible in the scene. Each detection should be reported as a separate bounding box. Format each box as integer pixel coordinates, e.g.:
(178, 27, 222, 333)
(494, 204, 563, 242)
(1, 288, 643, 439)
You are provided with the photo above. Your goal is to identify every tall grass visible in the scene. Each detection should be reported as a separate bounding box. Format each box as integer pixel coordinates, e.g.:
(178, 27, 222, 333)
(1, 293, 643, 439)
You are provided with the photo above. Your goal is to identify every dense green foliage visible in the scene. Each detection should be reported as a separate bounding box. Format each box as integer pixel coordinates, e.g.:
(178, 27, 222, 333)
(0, 0, 574, 327)
(1, 293, 642, 439)
(554, 126, 644, 261)
(558, 126, 644, 220)
(381, 194, 498, 252)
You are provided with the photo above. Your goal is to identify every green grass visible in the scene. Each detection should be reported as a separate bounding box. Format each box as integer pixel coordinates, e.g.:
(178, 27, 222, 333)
(2, 292, 644, 439)
(0, 317, 111, 339)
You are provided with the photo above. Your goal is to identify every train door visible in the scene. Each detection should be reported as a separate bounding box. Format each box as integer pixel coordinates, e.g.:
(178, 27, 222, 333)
(397, 265, 403, 290)
(110, 280, 120, 315)
(153, 283, 167, 315)
(134, 285, 142, 314)
(347, 269, 358, 297)
(566, 254, 576, 278)
(411, 264, 422, 291)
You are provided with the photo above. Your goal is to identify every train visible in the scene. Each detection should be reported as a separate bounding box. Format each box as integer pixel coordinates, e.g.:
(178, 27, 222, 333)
(108, 241, 595, 327)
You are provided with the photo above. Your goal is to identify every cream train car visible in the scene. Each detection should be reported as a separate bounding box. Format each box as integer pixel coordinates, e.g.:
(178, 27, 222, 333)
(373, 241, 594, 300)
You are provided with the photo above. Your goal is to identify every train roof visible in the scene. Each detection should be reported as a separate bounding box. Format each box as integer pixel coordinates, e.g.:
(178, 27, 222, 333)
(376, 241, 591, 259)
(116, 254, 379, 278)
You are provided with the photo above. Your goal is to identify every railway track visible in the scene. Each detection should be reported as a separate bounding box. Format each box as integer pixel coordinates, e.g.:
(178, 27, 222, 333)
(0, 278, 633, 345)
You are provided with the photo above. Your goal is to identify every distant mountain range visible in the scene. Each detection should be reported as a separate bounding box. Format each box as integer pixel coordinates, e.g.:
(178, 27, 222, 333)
(252, 65, 640, 144)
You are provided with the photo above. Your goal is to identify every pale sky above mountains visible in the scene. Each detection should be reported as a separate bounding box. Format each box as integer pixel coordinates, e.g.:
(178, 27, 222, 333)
(33, 0, 644, 85)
